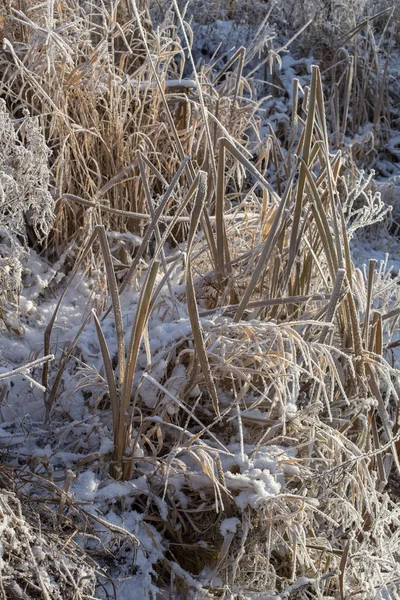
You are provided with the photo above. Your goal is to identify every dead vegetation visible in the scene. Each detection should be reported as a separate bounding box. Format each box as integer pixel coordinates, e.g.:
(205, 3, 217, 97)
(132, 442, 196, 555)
(0, 469, 97, 600)
(0, 1, 400, 598)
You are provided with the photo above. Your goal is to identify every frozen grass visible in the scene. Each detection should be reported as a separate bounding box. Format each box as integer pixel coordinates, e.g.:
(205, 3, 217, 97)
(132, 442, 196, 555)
(0, 468, 98, 599)
(0, 1, 400, 599)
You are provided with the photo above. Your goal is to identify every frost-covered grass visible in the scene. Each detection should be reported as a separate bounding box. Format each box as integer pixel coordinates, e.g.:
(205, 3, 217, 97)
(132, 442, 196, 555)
(0, 1, 400, 599)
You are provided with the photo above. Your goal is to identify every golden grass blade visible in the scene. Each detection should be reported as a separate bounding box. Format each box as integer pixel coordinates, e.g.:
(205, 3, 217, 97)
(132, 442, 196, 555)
(337, 208, 365, 374)
(362, 259, 377, 347)
(184, 171, 220, 416)
(216, 140, 227, 277)
(62, 194, 154, 222)
(62, 193, 235, 225)
(340, 56, 354, 145)
(201, 207, 219, 272)
(371, 412, 387, 484)
(318, 268, 346, 344)
(212, 47, 245, 85)
(95, 225, 126, 385)
(338, 538, 351, 600)
(96, 163, 136, 198)
(199, 292, 332, 317)
(147, 258, 184, 317)
(123, 264, 161, 399)
(288, 77, 299, 169)
(186, 265, 220, 417)
(369, 311, 383, 355)
(299, 157, 338, 279)
(92, 309, 119, 440)
(186, 172, 208, 255)
(137, 151, 175, 306)
(315, 69, 344, 270)
(287, 65, 318, 271)
(117, 261, 160, 478)
(218, 137, 279, 202)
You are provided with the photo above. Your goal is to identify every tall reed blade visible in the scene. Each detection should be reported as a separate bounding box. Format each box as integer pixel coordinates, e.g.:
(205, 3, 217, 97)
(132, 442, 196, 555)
(362, 259, 377, 347)
(96, 225, 126, 385)
(287, 65, 318, 273)
(216, 140, 227, 278)
(92, 309, 119, 441)
(184, 171, 220, 416)
(116, 261, 160, 479)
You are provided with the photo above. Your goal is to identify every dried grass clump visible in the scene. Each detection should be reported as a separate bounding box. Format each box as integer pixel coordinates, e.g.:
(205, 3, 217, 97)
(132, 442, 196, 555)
(0, 1, 399, 599)
(0, 483, 97, 599)
(35, 48, 400, 600)
(0, 0, 266, 252)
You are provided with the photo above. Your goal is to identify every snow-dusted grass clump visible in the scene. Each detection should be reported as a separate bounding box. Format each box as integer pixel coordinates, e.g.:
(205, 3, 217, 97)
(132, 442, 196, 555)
(0, 481, 97, 599)
(0, 1, 399, 599)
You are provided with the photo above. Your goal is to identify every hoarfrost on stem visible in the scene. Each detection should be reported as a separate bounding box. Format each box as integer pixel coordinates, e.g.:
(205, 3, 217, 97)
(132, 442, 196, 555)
(0, 100, 54, 315)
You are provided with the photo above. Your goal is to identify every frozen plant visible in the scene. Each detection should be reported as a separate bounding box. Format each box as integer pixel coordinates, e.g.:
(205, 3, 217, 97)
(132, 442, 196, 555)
(0, 99, 54, 326)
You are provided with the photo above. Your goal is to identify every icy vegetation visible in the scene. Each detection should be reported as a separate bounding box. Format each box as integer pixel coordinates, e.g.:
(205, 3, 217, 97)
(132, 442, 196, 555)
(0, 1, 400, 599)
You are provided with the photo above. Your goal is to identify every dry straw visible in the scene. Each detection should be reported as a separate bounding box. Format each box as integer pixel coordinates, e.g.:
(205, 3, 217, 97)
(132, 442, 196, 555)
(0, 1, 399, 598)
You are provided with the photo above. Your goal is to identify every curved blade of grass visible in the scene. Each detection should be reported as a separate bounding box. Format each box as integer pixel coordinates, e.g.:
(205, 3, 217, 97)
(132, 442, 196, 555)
(287, 65, 318, 273)
(92, 309, 119, 440)
(95, 225, 126, 385)
(315, 68, 344, 270)
(212, 46, 245, 86)
(186, 266, 220, 417)
(117, 261, 160, 475)
(137, 151, 176, 304)
(218, 137, 279, 203)
(46, 311, 92, 419)
(299, 157, 338, 279)
(185, 171, 220, 416)
(337, 6, 394, 45)
(319, 269, 345, 344)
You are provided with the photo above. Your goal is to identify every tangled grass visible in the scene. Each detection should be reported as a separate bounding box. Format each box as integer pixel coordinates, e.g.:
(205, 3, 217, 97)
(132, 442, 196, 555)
(0, 1, 399, 598)
(0, 470, 98, 600)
